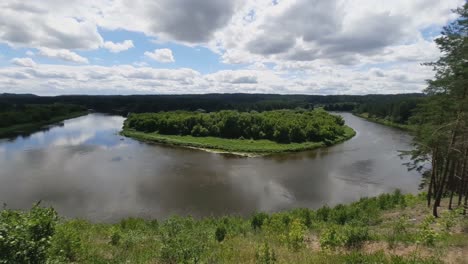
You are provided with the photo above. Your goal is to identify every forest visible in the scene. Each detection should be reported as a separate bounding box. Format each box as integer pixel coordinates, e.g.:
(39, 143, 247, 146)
(125, 109, 347, 144)
(0, 103, 86, 129)
(0, 92, 422, 116)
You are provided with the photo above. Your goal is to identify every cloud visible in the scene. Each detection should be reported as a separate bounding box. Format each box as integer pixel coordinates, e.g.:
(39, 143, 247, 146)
(102, 40, 134, 53)
(214, 0, 463, 65)
(0, 1, 103, 49)
(37, 47, 89, 64)
(0, 62, 434, 95)
(0, 0, 465, 96)
(97, 0, 242, 43)
(11, 57, 36, 67)
(144, 49, 175, 63)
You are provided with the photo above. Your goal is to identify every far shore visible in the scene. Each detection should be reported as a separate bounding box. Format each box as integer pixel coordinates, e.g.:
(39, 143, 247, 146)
(0, 111, 88, 138)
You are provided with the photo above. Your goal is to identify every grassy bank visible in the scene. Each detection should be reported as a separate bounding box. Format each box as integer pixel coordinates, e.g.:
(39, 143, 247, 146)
(0, 111, 88, 138)
(121, 125, 355, 156)
(1, 191, 467, 263)
(353, 113, 414, 131)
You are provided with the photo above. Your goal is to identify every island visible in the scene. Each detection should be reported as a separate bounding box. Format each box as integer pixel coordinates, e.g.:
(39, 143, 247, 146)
(121, 109, 355, 155)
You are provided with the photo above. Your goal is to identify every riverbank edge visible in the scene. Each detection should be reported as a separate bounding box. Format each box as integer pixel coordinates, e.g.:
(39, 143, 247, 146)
(120, 126, 356, 157)
(0, 111, 89, 138)
(353, 112, 414, 131)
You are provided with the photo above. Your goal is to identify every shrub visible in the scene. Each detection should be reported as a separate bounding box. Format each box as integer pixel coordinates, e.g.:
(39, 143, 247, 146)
(416, 215, 438, 246)
(215, 226, 227, 242)
(290, 208, 313, 228)
(255, 242, 277, 264)
(262, 214, 288, 244)
(286, 219, 306, 251)
(440, 208, 462, 232)
(0, 205, 58, 264)
(320, 226, 345, 250)
(251, 212, 269, 230)
(343, 225, 370, 248)
(48, 223, 82, 262)
(159, 216, 211, 263)
(119, 217, 152, 230)
(320, 224, 370, 249)
(315, 205, 331, 222)
(110, 228, 122, 246)
(387, 215, 410, 247)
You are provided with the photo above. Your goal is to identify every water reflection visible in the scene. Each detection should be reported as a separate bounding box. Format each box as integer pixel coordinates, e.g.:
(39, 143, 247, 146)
(0, 113, 420, 222)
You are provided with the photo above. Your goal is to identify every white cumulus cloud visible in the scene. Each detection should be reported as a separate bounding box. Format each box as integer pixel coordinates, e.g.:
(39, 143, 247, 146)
(144, 49, 175, 63)
(37, 48, 89, 64)
(11, 57, 36, 67)
(102, 40, 134, 53)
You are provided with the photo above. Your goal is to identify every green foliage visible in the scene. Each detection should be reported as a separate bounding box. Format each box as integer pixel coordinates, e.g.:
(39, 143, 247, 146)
(320, 225, 345, 250)
(387, 215, 411, 247)
(342, 225, 370, 248)
(0, 192, 461, 263)
(0, 103, 85, 129)
(159, 216, 211, 264)
(109, 228, 122, 246)
(255, 242, 277, 264)
(215, 225, 227, 242)
(125, 109, 348, 144)
(440, 208, 462, 233)
(416, 215, 439, 246)
(0, 205, 58, 264)
(286, 218, 306, 251)
(320, 224, 370, 250)
(251, 212, 270, 230)
(341, 250, 440, 264)
(48, 222, 82, 262)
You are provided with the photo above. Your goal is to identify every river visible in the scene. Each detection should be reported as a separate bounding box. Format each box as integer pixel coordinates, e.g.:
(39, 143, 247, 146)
(0, 113, 420, 222)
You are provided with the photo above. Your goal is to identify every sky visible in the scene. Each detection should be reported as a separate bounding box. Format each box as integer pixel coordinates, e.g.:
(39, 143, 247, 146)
(0, 0, 464, 95)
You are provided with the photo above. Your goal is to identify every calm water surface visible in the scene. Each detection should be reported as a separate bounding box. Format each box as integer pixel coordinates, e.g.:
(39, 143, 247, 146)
(0, 113, 420, 222)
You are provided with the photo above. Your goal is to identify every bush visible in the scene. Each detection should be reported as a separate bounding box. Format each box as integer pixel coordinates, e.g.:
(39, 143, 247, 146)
(387, 215, 411, 247)
(159, 216, 211, 263)
(320, 226, 345, 250)
(416, 215, 438, 246)
(286, 219, 306, 251)
(343, 225, 370, 248)
(320, 224, 370, 249)
(0, 205, 58, 264)
(251, 212, 269, 230)
(215, 226, 227, 242)
(48, 223, 82, 262)
(110, 228, 122, 246)
(255, 242, 277, 264)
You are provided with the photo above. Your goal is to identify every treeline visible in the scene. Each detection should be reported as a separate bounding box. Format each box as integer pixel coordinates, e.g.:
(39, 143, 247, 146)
(353, 97, 424, 124)
(125, 109, 347, 144)
(0, 103, 86, 128)
(0, 93, 423, 114)
(409, 4, 468, 217)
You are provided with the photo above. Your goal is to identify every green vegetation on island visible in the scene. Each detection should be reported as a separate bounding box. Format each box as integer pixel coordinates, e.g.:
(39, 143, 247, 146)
(0, 103, 87, 137)
(122, 109, 355, 154)
(1, 191, 467, 263)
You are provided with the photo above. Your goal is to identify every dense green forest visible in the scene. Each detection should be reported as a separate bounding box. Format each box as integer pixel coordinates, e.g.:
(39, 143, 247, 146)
(125, 109, 347, 144)
(0, 103, 86, 129)
(353, 97, 424, 124)
(0, 93, 423, 115)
